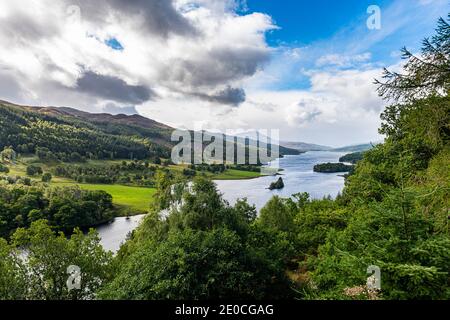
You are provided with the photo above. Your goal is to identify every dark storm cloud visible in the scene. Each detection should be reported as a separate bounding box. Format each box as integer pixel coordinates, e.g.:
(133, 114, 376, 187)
(162, 47, 270, 87)
(70, 0, 196, 37)
(212, 86, 246, 106)
(192, 86, 246, 106)
(76, 71, 154, 104)
(0, 1, 272, 110)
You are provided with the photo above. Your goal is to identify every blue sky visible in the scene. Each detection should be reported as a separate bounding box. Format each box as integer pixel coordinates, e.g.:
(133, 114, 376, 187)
(0, 0, 447, 146)
(244, 0, 448, 91)
(246, 0, 392, 46)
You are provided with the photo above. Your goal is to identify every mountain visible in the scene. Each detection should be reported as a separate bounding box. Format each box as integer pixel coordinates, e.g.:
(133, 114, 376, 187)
(331, 142, 380, 152)
(0, 100, 173, 161)
(223, 131, 301, 156)
(280, 141, 332, 152)
(27, 105, 172, 131)
(0, 100, 298, 162)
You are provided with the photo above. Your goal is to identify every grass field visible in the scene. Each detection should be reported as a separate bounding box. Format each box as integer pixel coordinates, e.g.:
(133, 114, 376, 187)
(54, 182, 156, 214)
(211, 169, 262, 180)
(3, 156, 261, 214)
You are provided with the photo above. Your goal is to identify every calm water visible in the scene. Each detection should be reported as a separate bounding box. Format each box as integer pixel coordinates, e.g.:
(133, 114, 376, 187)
(214, 151, 347, 211)
(97, 151, 346, 252)
(96, 214, 146, 253)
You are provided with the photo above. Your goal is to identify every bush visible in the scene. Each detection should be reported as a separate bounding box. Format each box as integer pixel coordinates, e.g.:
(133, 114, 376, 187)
(0, 164, 9, 173)
(26, 165, 43, 176)
(41, 173, 52, 182)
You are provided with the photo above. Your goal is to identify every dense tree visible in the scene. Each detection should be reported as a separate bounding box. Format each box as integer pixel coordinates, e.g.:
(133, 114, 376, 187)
(299, 15, 450, 300)
(313, 163, 354, 173)
(0, 147, 16, 163)
(53, 161, 159, 186)
(0, 220, 113, 300)
(41, 172, 52, 182)
(26, 165, 43, 176)
(0, 185, 114, 238)
(375, 14, 450, 102)
(100, 178, 293, 300)
(0, 163, 9, 173)
(339, 152, 364, 164)
(0, 102, 172, 162)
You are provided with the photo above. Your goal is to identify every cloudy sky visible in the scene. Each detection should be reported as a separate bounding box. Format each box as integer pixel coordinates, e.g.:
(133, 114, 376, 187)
(0, 0, 447, 146)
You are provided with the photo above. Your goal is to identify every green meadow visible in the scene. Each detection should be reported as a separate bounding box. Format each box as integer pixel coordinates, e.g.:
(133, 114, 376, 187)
(210, 169, 261, 180)
(54, 182, 156, 215)
(3, 157, 261, 215)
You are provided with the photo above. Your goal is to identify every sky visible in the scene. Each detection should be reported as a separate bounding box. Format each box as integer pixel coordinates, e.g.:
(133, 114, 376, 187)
(0, 0, 447, 147)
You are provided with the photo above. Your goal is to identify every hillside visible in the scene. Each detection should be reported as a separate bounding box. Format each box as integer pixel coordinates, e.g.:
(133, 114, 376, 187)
(331, 143, 378, 152)
(0, 100, 173, 161)
(0, 100, 299, 163)
(27, 105, 173, 131)
(280, 141, 332, 152)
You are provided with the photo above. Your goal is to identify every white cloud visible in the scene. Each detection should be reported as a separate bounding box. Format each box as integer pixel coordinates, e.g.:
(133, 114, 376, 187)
(2, 0, 439, 146)
(138, 66, 386, 146)
(0, 0, 275, 110)
(316, 53, 372, 68)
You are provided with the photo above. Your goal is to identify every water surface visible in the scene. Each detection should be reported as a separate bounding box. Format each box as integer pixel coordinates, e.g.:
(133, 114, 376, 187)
(214, 151, 346, 211)
(96, 214, 145, 252)
(97, 151, 347, 252)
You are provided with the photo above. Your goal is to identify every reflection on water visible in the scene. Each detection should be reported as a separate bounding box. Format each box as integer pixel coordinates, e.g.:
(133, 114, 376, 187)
(214, 151, 347, 212)
(97, 151, 347, 252)
(96, 214, 145, 253)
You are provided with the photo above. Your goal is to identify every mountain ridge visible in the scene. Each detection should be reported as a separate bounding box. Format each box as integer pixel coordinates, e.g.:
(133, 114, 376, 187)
(0, 100, 300, 160)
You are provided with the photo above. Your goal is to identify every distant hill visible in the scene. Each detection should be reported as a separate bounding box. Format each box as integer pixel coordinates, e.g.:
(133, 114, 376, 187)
(0, 100, 298, 163)
(22, 104, 174, 149)
(338, 152, 364, 164)
(28, 106, 172, 131)
(280, 141, 332, 152)
(331, 142, 380, 153)
(0, 100, 174, 161)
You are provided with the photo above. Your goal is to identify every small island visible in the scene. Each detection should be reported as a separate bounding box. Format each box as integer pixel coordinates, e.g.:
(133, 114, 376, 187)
(313, 162, 354, 173)
(268, 177, 284, 190)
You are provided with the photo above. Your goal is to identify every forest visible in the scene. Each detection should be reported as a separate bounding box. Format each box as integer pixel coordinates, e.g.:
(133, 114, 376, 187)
(313, 162, 354, 173)
(0, 15, 449, 300)
(338, 152, 364, 164)
(0, 102, 173, 162)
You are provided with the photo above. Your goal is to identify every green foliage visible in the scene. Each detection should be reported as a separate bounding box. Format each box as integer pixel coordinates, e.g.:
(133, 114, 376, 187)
(41, 173, 52, 182)
(259, 196, 295, 233)
(101, 228, 282, 299)
(0, 220, 113, 300)
(302, 16, 450, 300)
(0, 163, 9, 173)
(0, 102, 171, 162)
(26, 165, 43, 176)
(375, 14, 450, 102)
(339, 152, 364, 164)
(294, 197, 348, 257)
(54, 161, 159, 186)
(307, 189, 449, 300)
(0, 185, 114, 238)
(313, 162, 354, 173)
(0, 238, 27, 299)
(101, 178, 292, 300)
(0, 147, 17, 163)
